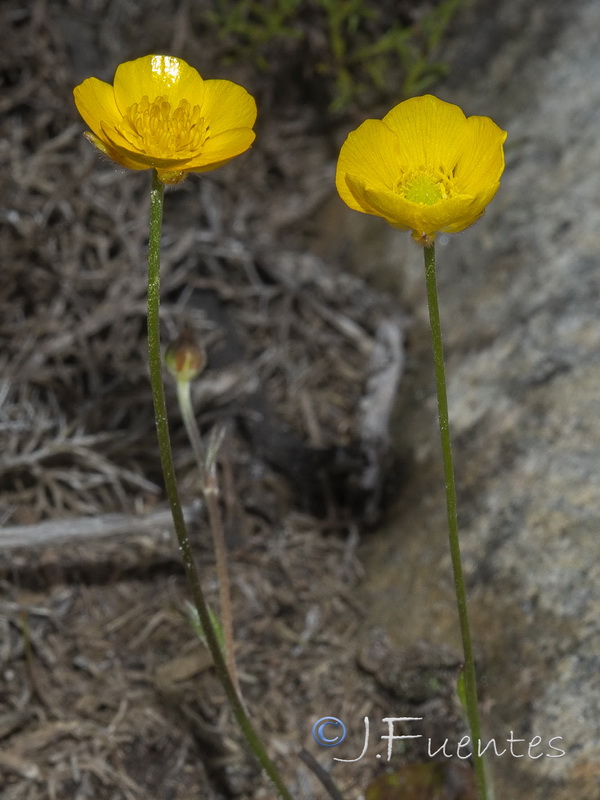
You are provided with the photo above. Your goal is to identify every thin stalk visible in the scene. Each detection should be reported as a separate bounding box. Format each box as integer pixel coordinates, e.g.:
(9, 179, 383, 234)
(422, 242, 489, 800)
(176, 379, 240, 698)
(176, 379, 206, 484)
(146, 169, 292, 800)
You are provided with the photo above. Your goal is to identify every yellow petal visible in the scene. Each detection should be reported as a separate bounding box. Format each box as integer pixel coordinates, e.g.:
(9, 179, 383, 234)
(73, 77, 122, 143)
(99, 124, 188, 168)
(200, 80, 257, 137)
(181, 128, 256, 172)
(454, 116, 507, 195)
(346, 175, 488, 235)
(83, 131, 148, 170)
(382, 95, 469, 172)
(113, 55, 206, 115)
(335, 119, 400, 212)
(346, 176, 421, 230)
(101, 126, 256, 173)
(442, 181, 502, 233)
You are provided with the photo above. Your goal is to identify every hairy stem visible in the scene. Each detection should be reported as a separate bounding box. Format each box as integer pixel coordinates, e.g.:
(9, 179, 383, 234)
(147, 169, 292, 800)
(422, 242, 490, 800)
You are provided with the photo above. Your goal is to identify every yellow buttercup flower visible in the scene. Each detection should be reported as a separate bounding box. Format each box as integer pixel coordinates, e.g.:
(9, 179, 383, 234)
(73, 55, 257, 184)
(336, 95, 507, 243)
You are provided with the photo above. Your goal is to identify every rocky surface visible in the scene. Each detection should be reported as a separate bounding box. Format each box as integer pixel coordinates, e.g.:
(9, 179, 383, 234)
(348, 0, 600, 797)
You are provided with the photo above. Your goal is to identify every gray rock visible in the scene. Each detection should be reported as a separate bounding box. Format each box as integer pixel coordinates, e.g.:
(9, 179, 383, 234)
(353, 0, 600, 797)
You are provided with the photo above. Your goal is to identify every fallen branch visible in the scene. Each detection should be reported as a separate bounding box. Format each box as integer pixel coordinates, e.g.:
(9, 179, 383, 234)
(0, 504, 201, 550)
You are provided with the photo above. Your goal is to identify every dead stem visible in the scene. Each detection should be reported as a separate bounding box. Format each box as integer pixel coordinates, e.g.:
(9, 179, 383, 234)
(176, 379, 240, 698)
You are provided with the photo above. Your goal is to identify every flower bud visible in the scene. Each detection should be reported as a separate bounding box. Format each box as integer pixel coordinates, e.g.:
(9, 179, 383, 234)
(165, 328, 207, 383)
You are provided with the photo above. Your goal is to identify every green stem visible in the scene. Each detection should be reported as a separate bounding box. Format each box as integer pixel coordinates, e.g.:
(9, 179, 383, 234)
(422, 243, 489, 800)
(176, 379, 240, 698)
(147, 169, 292, 800)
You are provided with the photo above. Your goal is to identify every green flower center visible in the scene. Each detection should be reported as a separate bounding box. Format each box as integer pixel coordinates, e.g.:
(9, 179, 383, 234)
(395, 168, 456, 205)
(118, 95, 209, 157)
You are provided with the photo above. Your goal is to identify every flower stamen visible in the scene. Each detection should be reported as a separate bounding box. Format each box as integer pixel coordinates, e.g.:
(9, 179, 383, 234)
(395, 167, 457, 206)
(118, 95, 209, 159)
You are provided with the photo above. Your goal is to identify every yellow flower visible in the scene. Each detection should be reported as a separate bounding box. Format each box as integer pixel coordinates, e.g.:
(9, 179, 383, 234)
(73, 55, 257, 184)
(336, 95, 507, 243)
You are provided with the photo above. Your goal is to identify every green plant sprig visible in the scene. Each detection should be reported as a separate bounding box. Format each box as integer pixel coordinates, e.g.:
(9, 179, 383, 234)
(208, 0, 466, 111)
